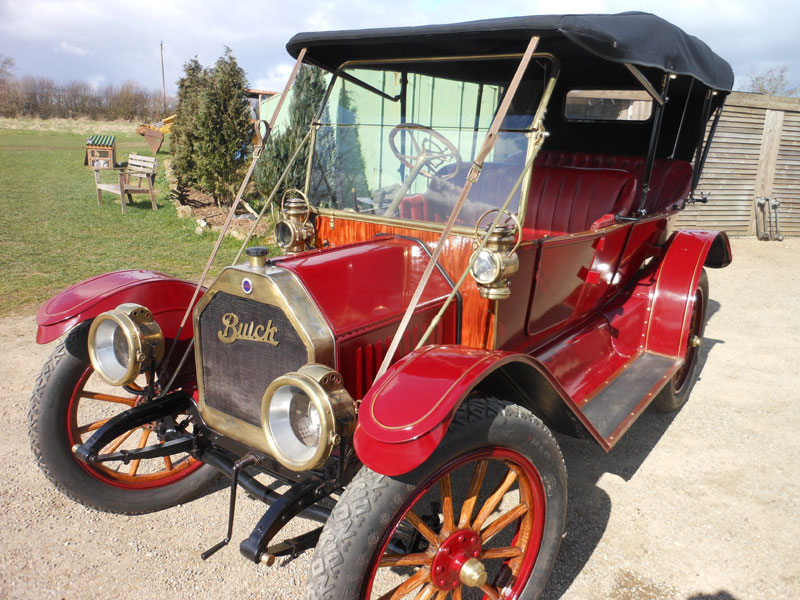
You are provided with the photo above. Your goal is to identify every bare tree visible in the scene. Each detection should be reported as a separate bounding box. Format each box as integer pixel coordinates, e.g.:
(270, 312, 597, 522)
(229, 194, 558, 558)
(742, 65, 797, 97)
(0, 56, 169, 120)
(0, 54, 21, 116)
(0, 55, 14, 79)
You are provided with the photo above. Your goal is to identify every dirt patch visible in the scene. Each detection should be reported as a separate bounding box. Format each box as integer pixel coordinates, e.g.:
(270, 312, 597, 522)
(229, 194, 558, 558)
(171, 183, 274, 241)
(1, 238, 798, 600)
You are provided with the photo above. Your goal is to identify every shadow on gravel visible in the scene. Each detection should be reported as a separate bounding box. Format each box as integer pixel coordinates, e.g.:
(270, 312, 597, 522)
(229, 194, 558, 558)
(540, 333, 724, 598)
(706, 299, 722, 323)
(196, 474, 229, 500)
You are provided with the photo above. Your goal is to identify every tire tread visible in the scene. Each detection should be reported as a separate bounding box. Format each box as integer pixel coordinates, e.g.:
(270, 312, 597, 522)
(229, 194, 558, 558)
(27, 321, 217, 515)
(305, 397, 566, 600)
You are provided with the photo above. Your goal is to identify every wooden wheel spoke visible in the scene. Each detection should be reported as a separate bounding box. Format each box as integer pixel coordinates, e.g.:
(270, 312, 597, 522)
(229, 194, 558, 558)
(78, 390, 136, 406)
(440, 473, 455, 537)
(481, 546, 523, 560)
(77, 417, 112, 435)
(378, 566, 430, 600)
(378, 552, 434, 568)
(413, 583, 437, 600)
(101, 428, 136, 454)
(405, 510, 442, 547)
(479, 583, 500, 600)
(452, 588, 462, 600)
(480, 503, 528, 544)
(434, 591, 449, 600)
(458, 459, 488, 528)
(163, 455, 173, 470)
(128, 429, 151, 476)
(472, 466, 518, 531)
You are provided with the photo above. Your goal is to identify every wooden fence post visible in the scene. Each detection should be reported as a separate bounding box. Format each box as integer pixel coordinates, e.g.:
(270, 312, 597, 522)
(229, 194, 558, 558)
(750, 108, 784, 236)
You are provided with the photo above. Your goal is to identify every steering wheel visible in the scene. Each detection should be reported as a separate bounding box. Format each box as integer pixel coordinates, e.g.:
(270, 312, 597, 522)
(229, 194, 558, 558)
(388, 124, 462, 179)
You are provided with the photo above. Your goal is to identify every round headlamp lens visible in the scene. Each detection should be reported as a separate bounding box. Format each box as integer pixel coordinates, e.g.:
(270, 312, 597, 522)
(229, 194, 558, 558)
(112, 325, 130, 365)
(471, 249, 501, 284)
(94, 319, 133, 383)
(274, 220, 295, 249)
(88, 304, 164, 387)
(269, 385, 321, 463)
(290, 393, 321, 448)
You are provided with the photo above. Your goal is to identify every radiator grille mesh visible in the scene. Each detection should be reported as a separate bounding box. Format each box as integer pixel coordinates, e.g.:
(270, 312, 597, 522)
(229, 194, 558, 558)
(198, 292, 307, 427)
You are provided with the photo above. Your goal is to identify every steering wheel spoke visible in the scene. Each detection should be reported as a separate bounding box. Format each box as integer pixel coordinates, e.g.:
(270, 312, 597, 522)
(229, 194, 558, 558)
(388, 123, 462, 180)
(383, 123, 463, 217)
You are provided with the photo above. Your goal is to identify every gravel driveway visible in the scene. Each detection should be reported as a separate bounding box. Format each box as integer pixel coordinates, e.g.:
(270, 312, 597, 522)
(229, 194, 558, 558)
(1, 237, 798, 600)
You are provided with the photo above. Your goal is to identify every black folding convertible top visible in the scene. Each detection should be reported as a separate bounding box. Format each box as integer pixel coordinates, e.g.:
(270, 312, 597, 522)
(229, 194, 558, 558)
(287, 12, 733, 92)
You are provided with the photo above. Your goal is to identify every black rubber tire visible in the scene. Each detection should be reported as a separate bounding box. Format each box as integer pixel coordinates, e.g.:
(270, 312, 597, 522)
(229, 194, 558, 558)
(304, 397, 567, 600)
(652, 269, 710, 412)
(28, 321, 219, 514)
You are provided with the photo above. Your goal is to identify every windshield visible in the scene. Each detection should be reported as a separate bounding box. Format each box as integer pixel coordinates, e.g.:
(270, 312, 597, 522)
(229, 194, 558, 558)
(307, 56, 553, 227)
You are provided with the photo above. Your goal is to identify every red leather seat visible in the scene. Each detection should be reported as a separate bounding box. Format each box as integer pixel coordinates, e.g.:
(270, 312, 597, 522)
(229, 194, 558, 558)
(399, 194, 432, 221)
(523, 166, 637, 238)
(534, 151, 692, 214)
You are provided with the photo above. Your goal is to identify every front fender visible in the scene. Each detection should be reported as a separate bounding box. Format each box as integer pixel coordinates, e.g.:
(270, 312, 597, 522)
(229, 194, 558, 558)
(645, 229, 731, 357)
(36, 270, 203, 344)
(354, 345, 559, 476)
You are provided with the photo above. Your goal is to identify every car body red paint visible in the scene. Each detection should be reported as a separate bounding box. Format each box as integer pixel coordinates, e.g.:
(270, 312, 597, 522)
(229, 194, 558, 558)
(36, 270, 202, 343)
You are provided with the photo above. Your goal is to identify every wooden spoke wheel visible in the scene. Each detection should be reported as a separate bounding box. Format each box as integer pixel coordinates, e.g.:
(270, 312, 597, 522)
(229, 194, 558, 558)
(66, 366, 202, 488)
(369, 450, 545, 599)
(305, 398, 567, 600)
(29, 321, 218, 514)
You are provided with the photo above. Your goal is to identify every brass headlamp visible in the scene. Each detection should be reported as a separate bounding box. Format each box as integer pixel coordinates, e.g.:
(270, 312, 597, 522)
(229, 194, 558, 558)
(87, 303, 165, 386)
(261, 364, 356, 471)
(274, 188, 314, 255)
(470, 210, 521, 300)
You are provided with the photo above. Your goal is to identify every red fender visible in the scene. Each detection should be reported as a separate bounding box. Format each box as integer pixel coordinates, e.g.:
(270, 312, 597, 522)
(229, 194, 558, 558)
(36, 270, 204, 344)
(644, 229, 731, 358)
(353, 345, 567, 476)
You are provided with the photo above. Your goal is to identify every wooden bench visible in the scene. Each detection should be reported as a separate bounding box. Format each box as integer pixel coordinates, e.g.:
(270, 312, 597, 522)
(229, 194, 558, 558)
(94, 154, 158, 213)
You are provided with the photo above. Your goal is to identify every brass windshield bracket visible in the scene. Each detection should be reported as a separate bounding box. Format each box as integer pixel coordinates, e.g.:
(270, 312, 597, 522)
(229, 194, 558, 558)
(467, 162, 482, 183)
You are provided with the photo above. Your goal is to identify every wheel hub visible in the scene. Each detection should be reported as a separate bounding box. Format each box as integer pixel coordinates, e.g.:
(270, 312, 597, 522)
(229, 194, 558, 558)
(431, 528, 485, 590)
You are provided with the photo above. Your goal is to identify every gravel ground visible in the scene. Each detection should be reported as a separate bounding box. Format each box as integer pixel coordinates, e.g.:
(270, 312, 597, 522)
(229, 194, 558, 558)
(1, 237, 798, 600)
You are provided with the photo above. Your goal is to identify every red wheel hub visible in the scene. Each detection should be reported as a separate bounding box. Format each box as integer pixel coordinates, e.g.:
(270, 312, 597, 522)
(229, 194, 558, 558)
(431, 528, 482, 590)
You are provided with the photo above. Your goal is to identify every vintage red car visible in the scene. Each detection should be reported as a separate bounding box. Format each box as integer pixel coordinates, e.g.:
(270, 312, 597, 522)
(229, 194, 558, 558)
(29, 12, 733, 599)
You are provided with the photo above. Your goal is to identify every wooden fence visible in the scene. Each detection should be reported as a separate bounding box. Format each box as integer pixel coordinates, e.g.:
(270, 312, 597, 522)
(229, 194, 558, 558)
(675, 91, 800, 236)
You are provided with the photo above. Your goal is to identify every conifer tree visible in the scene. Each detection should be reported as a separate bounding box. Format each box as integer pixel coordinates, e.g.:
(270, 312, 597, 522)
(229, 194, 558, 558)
(255, 65, 327, 200)
(171, 58, 207, 188)
(330, 85, 368, 206)
(195, 48, 252, 205)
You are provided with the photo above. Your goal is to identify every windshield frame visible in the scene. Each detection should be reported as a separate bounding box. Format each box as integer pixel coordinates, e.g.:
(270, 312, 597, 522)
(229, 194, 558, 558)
(303, 52, 561, 235)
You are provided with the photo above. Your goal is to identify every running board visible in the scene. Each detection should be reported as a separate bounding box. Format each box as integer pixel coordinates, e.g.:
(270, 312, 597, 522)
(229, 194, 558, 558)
(581, 352, 681, 448)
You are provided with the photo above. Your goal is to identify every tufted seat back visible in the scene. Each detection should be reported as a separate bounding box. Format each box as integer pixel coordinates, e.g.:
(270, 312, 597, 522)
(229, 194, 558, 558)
(534, 151, 692, 213)
(523, 166, 637, 238)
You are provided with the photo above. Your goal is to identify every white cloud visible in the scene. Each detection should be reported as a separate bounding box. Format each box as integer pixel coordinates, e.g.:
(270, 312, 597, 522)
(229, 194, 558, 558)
(53, 41, 92, 56)
(253, 63, 295, 93)
(87, 73, 106, 90)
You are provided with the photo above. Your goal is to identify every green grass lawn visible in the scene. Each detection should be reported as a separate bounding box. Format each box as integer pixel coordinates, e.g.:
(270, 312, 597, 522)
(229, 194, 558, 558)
(0, 120, 246, 317)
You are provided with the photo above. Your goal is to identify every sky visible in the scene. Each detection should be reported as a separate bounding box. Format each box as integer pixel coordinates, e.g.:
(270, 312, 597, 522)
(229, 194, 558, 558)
(1, 0, 799, 96)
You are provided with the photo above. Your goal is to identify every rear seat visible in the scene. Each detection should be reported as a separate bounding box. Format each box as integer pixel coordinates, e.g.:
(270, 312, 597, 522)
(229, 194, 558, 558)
(534, 151, 693, 213)
(523, 166, 637, 238)
(404, 150, 680, 230)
